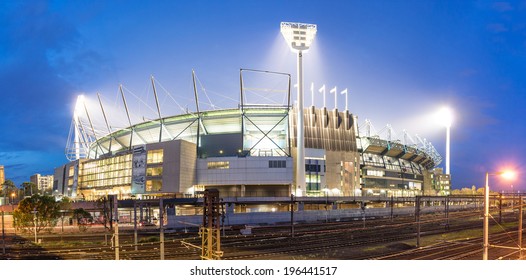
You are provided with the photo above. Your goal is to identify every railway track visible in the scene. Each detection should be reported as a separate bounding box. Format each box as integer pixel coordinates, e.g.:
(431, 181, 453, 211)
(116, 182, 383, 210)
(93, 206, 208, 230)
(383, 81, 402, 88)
(0, 207, 521, 260)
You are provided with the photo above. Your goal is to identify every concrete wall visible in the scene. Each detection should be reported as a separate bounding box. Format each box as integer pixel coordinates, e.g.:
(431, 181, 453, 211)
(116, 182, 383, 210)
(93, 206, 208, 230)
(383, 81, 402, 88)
(196, 156, 293, 186)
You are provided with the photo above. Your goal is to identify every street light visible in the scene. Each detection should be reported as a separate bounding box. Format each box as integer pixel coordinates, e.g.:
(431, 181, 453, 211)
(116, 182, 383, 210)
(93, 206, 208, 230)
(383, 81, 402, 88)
(483, 170, 516, 260)
(281, 22, 317, 197)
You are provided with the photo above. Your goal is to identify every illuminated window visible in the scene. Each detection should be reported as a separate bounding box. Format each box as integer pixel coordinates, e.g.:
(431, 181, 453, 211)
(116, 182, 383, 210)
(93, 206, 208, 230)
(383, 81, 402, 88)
(146, 167, 163, 177)
(366, 169, 385, 177)
(78, 154, 132, 189)
(146, 180, 162, 192)
(147, 149, 164, 164)
(69, 166, 75, 176)
(207, 161, 230, 169)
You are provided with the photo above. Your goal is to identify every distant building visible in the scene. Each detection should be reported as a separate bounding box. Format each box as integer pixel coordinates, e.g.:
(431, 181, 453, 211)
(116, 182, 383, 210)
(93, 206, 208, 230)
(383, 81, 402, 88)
(0, 165, 4, 185)
(30, 174, 54, 195)
(428, 168, 451, 195)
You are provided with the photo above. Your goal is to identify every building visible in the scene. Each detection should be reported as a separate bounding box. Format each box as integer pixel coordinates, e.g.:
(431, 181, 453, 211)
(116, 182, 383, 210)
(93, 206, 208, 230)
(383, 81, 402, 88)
(428, 168, 451, 196)
(30, 174, 54, 195)
(0, 165, 4, 185)
(54, 86, 443, 200)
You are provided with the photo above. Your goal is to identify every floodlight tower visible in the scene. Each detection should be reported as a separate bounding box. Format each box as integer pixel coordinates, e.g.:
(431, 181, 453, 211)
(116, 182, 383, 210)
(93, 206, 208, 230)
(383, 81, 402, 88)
(73, 95, 85, 160)
(281, 22, 317, 196)
(439, 107, 453, 175)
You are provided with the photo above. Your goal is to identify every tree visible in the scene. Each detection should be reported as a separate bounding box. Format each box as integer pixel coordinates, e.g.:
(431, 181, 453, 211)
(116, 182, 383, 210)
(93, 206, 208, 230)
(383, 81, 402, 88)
(72, 208, 93, 232)
(20, 182, 38, 197)
(12, 194, 61, 234)
(1, 179, 18, 204)
(95, 196, 112, 231)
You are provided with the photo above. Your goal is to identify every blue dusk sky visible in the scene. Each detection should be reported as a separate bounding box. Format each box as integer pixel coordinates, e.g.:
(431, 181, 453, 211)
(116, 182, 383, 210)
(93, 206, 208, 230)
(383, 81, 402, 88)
(1, 0, 526, 191)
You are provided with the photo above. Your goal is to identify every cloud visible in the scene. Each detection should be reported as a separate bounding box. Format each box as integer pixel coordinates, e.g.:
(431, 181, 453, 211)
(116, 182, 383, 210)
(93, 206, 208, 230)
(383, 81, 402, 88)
(0, 1, 114, 185)
(5, 164, 27, 170)
(0, 1, 110, 153)
(492, 2, 513, 12)
(487, 23, 508, 33)
(0, 153, 22, 161)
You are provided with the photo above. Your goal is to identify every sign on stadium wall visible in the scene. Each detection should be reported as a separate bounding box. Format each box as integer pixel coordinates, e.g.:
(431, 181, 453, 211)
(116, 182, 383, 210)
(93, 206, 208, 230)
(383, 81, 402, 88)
(131, 146, 146, 194)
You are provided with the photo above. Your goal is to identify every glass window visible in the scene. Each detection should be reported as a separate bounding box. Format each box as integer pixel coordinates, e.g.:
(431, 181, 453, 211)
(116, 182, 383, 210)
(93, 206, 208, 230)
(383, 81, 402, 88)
(207, 161, 230, 169)
(146, 180, 162, 192)
(146, 167, 163, 177)
(78, 154, 132, 189)
(147, 149, 164, 164)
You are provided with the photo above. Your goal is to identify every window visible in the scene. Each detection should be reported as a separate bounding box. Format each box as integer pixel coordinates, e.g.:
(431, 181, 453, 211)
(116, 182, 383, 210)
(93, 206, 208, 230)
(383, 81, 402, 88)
(366, 169, 385, 177)
(147, 149, 163, 164)
(146, 180, 162, 192)
(78, 154, 132, 189)
(269, 160, 287, 168)
(146, 167, 163, 177)
(305, 164, 321, 172)
(207, 161, 230, 169)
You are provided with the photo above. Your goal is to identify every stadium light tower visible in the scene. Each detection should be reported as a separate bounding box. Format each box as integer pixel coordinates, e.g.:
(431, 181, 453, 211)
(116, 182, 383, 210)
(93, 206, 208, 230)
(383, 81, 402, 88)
(281, 22, 317, 196)
(73, 95, 85, 160)
(438, 107, 453, 175)
(483, 170, 516, 260)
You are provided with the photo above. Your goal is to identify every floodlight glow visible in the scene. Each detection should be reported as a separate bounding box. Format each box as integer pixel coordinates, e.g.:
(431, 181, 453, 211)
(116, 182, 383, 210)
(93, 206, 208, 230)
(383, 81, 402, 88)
(74, 95, 85, 118)
(438, 107, 453, 128)
(280, 22, 317, 52)
(499, 170, 516, 181)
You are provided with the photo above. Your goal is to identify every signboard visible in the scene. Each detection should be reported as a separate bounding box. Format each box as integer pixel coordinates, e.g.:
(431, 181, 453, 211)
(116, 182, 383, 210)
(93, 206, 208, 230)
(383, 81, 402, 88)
(131, 146, 146, 194)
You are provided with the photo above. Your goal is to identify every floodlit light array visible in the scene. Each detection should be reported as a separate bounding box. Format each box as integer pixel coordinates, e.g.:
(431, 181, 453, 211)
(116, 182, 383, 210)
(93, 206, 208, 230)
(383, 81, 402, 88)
(438, 107, 453, 128)
(280, 22, 317, 52)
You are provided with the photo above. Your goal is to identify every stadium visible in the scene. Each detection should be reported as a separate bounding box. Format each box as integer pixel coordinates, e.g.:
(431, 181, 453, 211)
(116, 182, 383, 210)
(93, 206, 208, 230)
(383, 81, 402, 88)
(53, 72, 445, 201)
(53, 23, 448, 202)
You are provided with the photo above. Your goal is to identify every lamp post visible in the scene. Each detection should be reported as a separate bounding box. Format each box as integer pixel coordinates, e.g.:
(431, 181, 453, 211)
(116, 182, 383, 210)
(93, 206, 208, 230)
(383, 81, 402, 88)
(483, 170, 515, 260)
(281, 22, 317, 197)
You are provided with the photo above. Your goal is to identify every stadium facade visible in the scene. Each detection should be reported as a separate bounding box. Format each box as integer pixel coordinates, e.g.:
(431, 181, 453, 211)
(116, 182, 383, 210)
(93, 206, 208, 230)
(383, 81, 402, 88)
(53, 75, 445, 201)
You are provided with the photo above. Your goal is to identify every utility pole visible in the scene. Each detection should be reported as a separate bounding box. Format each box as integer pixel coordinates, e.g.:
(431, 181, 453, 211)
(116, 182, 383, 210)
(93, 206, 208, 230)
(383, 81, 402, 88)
(2, 211, 5, 255)
(519, 195, 523, 259)
(200, 189, 222, 260)
(33, 208, 37, 243)
(416, 196, 421, 248)
(112, 195, 119, 260)
(361, 201, 366, 229)
(290, 194, 295, 238)
(499, 193, 502, 224)
(445, 196, 450, 230)
(159, 198, 164, 260)
(133, 200, 137, 251)
(390, 195, 394, 221)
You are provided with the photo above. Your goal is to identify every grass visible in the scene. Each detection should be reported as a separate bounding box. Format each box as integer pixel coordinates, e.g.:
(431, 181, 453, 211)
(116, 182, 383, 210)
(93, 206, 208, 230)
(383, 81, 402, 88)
(417, 221, 519, 247)
(138, 236, 160, 243)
